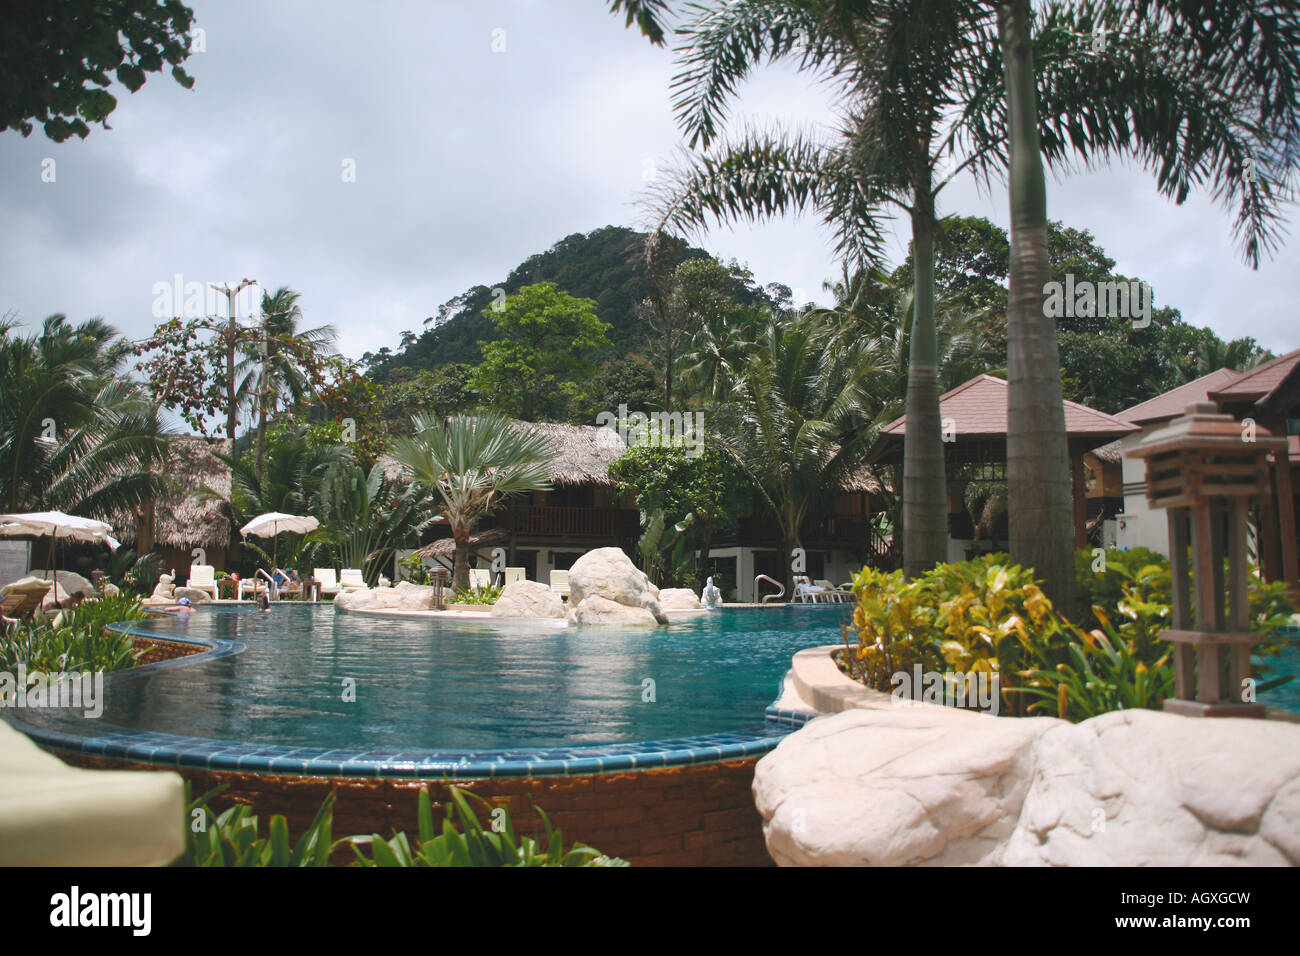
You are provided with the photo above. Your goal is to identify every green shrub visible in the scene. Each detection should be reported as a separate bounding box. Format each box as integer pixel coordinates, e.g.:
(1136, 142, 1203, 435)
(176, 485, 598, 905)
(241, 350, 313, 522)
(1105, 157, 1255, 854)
(0, 594, 149, 698)
(847, 555, 1069, 714)
(172, 783, 627, 868)
(847, 550, 1298, 721)
(352, 788, 627, 868)
(173, 783, 336, 867)
(451, 586, 500, 605)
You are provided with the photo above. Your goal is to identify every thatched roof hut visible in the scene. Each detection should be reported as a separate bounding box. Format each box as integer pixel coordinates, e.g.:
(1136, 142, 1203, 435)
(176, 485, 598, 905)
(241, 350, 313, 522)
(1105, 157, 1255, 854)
(109, 435, 232, 550)
(379, 421, 627, 487)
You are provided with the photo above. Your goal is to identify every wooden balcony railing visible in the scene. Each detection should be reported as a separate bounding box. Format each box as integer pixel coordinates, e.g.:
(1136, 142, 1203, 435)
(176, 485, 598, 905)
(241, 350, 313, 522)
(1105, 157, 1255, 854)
(501, 505, 615, 539)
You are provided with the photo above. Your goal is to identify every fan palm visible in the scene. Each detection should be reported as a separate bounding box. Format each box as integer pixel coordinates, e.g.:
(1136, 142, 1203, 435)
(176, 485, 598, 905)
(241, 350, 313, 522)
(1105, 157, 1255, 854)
(388, 413, 557, 590)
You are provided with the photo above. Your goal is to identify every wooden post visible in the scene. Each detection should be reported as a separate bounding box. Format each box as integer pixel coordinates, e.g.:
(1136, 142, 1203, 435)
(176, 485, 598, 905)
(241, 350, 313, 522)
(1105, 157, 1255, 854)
(1071, 444, 1088, 549)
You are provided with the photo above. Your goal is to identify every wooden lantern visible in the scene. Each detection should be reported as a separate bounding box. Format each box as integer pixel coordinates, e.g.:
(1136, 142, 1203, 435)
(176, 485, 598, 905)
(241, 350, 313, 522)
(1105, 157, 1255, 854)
(432, 566, 449, 611)
(1129, 402, 1286, 717)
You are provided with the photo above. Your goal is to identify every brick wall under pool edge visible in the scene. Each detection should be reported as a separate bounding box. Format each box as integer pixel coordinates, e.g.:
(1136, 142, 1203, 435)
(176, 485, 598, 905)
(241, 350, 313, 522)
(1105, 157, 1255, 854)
(55, 752, 775, 867)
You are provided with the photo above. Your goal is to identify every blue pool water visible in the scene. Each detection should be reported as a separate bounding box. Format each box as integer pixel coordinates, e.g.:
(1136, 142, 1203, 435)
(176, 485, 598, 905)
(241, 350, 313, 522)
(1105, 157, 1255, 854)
(8, 604, 849, 774)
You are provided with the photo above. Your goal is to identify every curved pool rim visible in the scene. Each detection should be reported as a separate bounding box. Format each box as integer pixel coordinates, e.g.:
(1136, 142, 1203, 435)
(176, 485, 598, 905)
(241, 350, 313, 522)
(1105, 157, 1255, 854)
(5, 614, 820, 780)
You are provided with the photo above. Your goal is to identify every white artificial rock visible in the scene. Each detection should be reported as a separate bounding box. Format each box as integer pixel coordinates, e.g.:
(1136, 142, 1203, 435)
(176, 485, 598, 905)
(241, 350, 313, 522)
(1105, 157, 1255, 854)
(753, 705, 1300, 867)
(658, 588, 703, 610)
(569, 594, 661, 626)
(490, 580, 566, 619)
(334, 580, 437, 612)
(172, 587, 212, 604)
(567, 547, 667, 624)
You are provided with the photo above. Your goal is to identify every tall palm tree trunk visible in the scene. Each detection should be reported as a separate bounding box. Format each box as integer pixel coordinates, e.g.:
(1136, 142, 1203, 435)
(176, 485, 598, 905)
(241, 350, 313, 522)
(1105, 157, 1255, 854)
(998, 0, 1075, 612)
(902, 191, 948, 577)
(452, 530, 471, 592)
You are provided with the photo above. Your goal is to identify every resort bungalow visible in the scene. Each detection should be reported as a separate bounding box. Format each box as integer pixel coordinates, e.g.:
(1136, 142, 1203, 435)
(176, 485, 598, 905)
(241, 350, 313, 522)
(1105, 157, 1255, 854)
(396, 420, 885, 601)
(867, 374, 1138, 561)
(1098, 352, 1300, 588)
(109, 435, 234, 572)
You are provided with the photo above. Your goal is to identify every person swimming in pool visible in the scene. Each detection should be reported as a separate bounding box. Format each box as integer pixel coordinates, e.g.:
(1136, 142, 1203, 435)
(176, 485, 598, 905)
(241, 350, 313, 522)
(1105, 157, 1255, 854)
(257, 592, 271, 612)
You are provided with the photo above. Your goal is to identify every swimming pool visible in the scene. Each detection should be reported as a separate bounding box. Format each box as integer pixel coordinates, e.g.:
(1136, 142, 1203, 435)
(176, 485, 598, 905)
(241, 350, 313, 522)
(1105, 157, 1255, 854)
(7, 603, 847, 778)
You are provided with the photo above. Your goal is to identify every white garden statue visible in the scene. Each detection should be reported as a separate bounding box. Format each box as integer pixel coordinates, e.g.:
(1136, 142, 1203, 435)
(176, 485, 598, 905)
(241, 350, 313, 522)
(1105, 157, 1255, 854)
(702, 576, 723, 608)
(150, 572, 175, 601)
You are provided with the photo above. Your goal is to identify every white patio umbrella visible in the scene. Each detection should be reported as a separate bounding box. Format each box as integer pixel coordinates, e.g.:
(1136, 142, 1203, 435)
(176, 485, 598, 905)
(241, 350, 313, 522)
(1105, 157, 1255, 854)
(239, 512, 320, 568)
(0, 511, 114, 600)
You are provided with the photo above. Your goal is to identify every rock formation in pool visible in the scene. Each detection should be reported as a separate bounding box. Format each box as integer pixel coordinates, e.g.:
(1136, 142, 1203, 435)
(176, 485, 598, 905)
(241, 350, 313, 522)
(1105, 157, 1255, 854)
(490, 580, 566, 619)
(566, 547, 669, 625)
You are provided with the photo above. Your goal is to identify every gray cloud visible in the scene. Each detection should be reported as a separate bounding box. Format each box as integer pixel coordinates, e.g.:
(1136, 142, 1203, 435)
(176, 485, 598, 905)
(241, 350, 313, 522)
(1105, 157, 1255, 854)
(1, 0, 1294, 365)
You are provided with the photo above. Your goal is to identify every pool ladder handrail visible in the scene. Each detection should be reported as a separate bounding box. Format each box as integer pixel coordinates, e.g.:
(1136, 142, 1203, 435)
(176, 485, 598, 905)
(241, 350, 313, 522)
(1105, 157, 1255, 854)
(754, 574, 785, 604)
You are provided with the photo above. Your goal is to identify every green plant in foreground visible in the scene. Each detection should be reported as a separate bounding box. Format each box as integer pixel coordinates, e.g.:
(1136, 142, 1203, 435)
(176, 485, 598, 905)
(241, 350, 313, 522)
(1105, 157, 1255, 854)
(352, 788, 627, 868)
(173, 783, 338, 867)
(172, 783, 627, 867)
(451, 586, 501, 605)
(1019, 619, 1175, 722)
(0, 594, 149, 697)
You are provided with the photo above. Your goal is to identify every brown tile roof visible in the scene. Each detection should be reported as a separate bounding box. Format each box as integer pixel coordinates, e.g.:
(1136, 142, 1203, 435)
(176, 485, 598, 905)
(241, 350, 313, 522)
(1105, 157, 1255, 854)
(1116, 367, 1243, 425)
(1209, 347, 1300, 407)
(879, 374, 1138, 439)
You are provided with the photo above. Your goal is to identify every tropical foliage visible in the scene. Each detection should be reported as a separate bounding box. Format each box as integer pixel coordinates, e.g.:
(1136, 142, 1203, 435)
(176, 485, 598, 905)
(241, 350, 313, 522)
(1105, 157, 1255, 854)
(0, 315, 172, 517)
(389, 413, 556, 590)
(173, 784, 626, 868)
(0, 594, 149, 699)
(844, 550, 1298, 721)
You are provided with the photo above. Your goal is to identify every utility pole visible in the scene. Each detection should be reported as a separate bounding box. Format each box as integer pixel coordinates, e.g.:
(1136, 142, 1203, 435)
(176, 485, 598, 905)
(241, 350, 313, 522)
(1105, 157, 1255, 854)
(211, 279, 257, 445)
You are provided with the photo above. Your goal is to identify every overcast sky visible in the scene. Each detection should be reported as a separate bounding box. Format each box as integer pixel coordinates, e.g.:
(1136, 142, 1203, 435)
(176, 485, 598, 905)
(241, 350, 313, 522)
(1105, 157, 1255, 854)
(2, 0, 1295, 367)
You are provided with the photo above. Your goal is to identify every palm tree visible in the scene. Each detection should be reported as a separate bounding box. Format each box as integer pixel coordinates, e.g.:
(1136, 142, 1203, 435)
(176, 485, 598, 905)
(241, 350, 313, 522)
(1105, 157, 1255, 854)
(389, 413, 557, 590)
(616, 0, 1000, 580)
(202, 425, 349, 559)
(988, 0, 1300, 609)
(0, 315, 171, 517)
(612, 0, 1300, 608)
(311, 460, 440, 585)
(236, 287, 338, 481)
(709, 311, 881, 592)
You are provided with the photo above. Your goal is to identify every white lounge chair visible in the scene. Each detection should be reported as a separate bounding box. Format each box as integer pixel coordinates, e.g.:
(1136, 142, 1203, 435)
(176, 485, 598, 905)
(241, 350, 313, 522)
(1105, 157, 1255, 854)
(468, 568, 492, 590)
(501, 567, 525, 587)
(187, 564, 219, 602)
(549, 569, 570, 600)
(339, 568, 367, 592)
(236, 575, 267, 601)
(314, 568, 340, 600)
(814, 579, 849, 603)
(793, 575, 829, 604)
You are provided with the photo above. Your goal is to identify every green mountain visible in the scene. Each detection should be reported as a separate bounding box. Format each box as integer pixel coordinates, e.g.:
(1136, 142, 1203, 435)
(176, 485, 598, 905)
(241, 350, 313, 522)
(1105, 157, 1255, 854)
(363, 225, 770, 381)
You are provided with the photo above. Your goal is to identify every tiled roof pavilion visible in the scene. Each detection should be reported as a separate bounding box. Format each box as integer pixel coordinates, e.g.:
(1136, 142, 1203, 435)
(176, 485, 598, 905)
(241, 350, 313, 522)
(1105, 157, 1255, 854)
(877, 374, 1138, 442)
(870, 374, 1137, 548)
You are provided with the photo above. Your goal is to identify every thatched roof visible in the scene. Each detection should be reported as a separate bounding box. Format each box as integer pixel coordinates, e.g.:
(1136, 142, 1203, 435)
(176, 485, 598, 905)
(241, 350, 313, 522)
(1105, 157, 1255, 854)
(379, 421, 627, 487)
(415, 528, 508, 559)
(1089, 439, 1123, 464)
(109, 435, 232, 549)
(840, 463, 882, 494)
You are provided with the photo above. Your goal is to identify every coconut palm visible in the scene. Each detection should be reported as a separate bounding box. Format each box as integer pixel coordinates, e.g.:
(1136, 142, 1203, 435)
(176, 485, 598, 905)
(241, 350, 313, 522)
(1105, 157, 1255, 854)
(236, 287, 338, 481)
(611, 0, 1300, 608)
(709, 311, 882, 592)
(617, 0, 1000, 580)
(0, 314, 171, 517)
(986, 0, 1300, 609)
(389, 413, 557, 590)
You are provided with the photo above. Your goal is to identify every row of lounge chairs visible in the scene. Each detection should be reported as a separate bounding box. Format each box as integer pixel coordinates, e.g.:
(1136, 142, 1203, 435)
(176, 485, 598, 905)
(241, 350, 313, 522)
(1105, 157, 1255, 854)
(792, 575, 854, 603)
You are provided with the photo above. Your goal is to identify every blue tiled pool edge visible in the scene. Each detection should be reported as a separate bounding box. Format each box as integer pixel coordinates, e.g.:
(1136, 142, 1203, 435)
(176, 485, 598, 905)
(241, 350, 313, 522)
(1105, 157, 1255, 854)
(6, 618, 822, 780)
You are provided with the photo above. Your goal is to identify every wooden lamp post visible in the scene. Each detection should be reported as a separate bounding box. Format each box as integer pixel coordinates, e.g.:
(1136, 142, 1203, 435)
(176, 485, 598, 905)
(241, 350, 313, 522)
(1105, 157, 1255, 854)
(1129, 402, 1286, 718)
